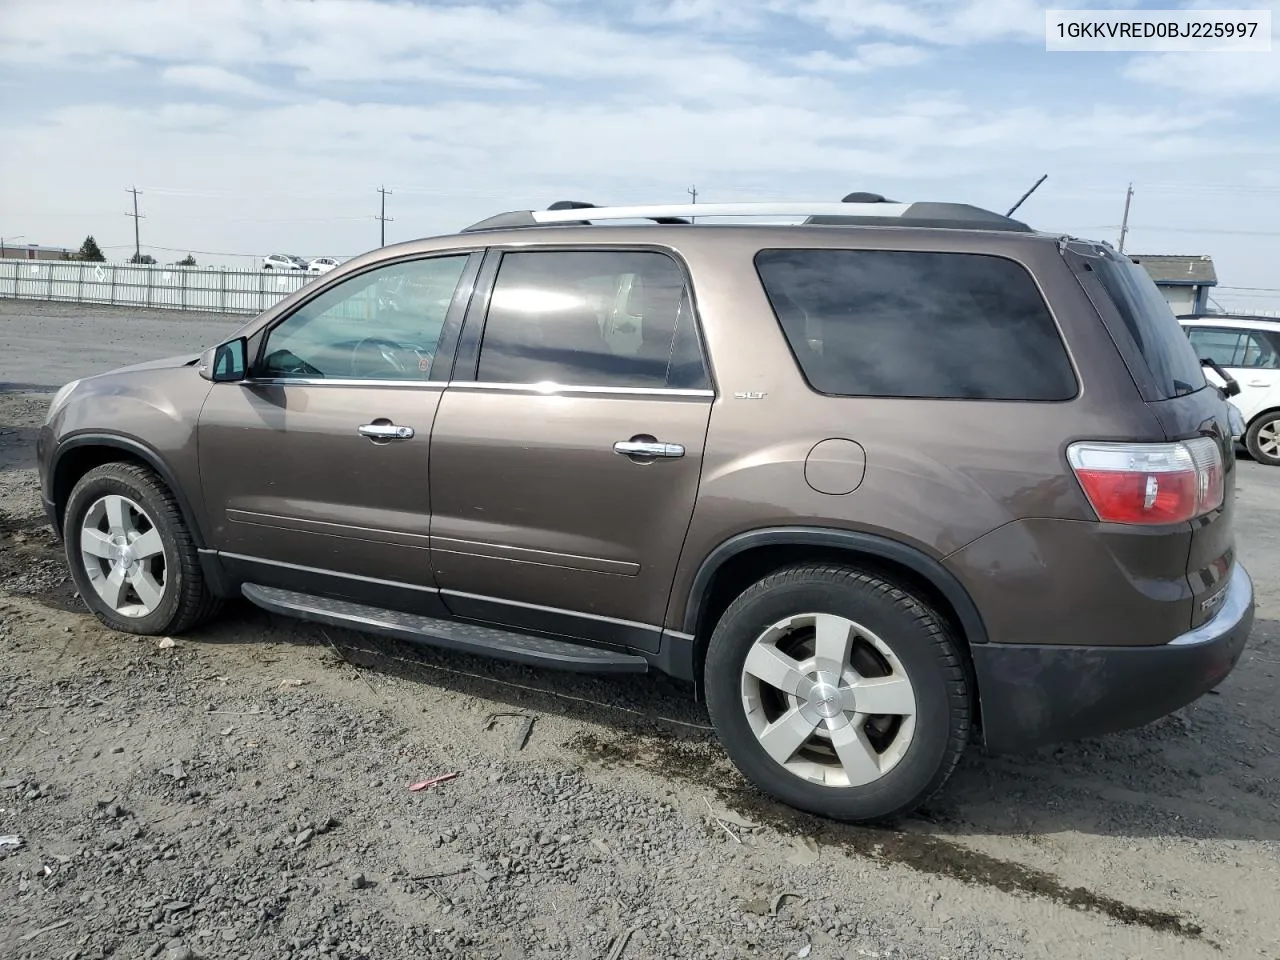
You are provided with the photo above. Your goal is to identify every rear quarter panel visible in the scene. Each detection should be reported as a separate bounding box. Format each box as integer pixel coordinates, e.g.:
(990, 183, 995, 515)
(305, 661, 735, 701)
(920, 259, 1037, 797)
(660, 229, 1165, 638)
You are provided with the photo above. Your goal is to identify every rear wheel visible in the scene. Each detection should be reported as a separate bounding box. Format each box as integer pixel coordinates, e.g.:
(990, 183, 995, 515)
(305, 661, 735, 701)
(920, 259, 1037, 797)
(1246, 413, 1280, 466)
(64, 463, 220, 635)
(704, 564, 970, 822)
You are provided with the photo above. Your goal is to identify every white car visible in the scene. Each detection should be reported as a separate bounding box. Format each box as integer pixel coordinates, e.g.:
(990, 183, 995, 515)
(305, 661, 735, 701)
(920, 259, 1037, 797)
(1180, 315, 1280, 465)
(262, 253, 308, 271)
(307, 257, 342, 274)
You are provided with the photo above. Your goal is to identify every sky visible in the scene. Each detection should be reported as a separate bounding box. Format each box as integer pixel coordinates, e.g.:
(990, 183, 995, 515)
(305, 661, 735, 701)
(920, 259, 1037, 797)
(1, 0, 1278, 312)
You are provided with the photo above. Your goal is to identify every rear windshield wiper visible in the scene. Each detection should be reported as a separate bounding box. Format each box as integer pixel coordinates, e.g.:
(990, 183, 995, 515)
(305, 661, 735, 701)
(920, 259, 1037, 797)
(1200, 357, 1241, 398)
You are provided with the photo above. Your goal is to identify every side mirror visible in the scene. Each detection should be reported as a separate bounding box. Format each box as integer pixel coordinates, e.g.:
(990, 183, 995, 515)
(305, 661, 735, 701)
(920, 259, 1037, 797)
(199, 337, 248, 382)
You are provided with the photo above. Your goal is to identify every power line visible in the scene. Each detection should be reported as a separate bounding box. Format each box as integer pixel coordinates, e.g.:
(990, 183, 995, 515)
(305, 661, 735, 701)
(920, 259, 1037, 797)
(125, 186, 144, 262)
(1119, 225, 1280, 237)
(377, 186, 393, 247)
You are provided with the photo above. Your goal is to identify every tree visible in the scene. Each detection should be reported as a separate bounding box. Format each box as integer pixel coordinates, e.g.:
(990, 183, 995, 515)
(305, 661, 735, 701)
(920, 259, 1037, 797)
(76, 235, 105, 262)
(176, 254, 197, 267)
(129, 252, 157, 265)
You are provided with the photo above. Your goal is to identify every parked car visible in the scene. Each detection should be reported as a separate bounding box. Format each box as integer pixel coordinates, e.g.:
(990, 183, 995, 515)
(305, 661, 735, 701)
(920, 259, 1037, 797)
(308, 257, 342, 275)
(262, 253, 308, 271)
(1180, 314, 1280, 465)
(37, 196, 1253, 823)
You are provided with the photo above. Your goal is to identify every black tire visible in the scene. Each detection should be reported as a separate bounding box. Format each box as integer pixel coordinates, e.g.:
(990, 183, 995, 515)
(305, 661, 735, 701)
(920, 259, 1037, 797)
(64, 462, 221, 636)
(1245, 412, 1280, 466)
(704, 564, 970, 822)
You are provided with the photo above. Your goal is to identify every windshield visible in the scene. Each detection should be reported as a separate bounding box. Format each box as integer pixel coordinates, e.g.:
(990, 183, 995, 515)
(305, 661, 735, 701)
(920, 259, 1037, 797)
(1093, 254, 1206, 399)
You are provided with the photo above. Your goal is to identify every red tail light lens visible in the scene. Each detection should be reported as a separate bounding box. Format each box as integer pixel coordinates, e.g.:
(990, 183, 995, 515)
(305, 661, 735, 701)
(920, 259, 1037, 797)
(1067, 438, 1224, 525)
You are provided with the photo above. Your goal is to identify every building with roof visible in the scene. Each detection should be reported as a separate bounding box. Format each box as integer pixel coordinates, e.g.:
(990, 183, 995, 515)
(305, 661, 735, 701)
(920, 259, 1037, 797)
(1130, 254, 1217, 315)
(0, 242, 74, 261)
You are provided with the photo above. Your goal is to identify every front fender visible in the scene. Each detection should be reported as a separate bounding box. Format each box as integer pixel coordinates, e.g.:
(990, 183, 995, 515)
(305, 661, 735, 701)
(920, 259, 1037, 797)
(44, 367, 211, 543)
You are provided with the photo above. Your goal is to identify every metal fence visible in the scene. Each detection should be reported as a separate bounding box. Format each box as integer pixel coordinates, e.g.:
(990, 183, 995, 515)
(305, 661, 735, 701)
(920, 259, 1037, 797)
(0, 259, 315, 315)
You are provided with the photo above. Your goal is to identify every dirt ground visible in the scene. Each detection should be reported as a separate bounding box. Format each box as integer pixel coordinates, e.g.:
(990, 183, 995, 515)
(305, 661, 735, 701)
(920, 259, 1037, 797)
(2, 301, 1280, 960)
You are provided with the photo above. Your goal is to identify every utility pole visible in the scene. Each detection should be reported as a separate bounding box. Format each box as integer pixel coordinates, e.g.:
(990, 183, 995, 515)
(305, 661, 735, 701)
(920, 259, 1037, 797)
(687, 185, 697, 223)
(377, 186, 394, 247)
(1118, 182, 1133, 254)
(125, 186, 144, 262)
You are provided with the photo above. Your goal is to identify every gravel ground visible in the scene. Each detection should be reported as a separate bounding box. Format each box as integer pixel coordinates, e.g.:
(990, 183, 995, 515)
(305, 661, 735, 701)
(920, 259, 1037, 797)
(2, 301, 1280, 960)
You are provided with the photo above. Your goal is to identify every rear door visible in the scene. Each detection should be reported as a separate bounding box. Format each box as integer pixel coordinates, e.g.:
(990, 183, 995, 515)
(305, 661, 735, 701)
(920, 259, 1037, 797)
(1185, 323, 1280, 423)
(1069, 244, 1235, 629)
(427, 247, 714, 651)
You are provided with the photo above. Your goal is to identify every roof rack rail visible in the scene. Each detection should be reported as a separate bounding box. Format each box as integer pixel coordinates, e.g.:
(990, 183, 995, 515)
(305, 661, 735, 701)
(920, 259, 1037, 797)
(461, 197, 1031, 233)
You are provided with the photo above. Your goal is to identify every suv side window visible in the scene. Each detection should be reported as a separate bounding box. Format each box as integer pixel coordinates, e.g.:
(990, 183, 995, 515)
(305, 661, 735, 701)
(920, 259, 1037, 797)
(1188, 327, 1280, 369)
(755, 249, 1077, 401)
(259, 255, 469, 381)
(475, 250, 709, 390)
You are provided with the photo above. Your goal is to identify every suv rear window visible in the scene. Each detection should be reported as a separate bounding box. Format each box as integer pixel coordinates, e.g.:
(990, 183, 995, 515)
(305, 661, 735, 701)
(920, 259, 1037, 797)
(1092, 255, 1206, 398)
(754, 249, 1077, 401)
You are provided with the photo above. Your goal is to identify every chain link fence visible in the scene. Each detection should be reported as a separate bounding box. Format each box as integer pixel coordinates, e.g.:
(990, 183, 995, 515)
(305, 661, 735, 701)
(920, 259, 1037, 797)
(0, 260, 315, 315)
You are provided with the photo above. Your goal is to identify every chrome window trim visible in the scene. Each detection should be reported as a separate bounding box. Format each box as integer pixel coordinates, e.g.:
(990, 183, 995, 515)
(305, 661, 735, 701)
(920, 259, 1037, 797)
(245, 377, 450, 388)
(447, 380, 715, 398)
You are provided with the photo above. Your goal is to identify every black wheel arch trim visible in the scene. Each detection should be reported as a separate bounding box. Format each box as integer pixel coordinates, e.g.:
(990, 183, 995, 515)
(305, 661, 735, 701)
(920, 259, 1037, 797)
(682, 526, 990, 645)
(51, 433, 207, 547)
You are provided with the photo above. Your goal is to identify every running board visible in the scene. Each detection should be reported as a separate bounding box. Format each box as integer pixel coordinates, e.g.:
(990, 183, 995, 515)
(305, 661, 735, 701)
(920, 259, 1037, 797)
(240, 583, 650, 674)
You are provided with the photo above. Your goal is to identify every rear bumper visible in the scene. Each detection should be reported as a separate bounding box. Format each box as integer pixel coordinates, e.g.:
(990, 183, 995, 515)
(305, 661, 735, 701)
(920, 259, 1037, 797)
(973, 563, 1254, 751)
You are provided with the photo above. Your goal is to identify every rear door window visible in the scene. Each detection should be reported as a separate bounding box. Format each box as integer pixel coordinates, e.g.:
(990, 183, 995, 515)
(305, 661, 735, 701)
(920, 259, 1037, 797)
(1187, 326, 1280, 369)
(754, 249, 1077, 400)
(475, 250, 710, 390)
(1092, 256, 1206, 398)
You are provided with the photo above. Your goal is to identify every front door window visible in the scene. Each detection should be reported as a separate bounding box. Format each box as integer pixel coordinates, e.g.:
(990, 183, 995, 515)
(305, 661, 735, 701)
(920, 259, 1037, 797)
(260, 255, 469, 381)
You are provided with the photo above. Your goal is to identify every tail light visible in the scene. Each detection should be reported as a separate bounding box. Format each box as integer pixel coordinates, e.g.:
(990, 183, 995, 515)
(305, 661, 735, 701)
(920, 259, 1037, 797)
(1067, 438, 1224, 525)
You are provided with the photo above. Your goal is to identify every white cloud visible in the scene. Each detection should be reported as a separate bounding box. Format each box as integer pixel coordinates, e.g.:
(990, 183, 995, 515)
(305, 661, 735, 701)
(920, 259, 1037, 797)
(0, 0, 798, 95)
(778, 0, 1053, 46)
(162, 65, 284, 100)
(794, 43, 931, 73)
(1126, 51, 1280, 98)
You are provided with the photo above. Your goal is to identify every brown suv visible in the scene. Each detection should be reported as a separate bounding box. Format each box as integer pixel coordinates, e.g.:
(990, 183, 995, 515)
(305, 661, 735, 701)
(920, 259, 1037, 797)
(37, 197, 1255, 822)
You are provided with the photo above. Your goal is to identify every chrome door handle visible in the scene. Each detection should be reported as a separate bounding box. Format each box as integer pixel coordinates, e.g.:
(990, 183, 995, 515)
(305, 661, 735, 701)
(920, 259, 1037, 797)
(358, 422, 415, 441)
(1248, 380, 1270, 387)
(614, 440, 684, 459)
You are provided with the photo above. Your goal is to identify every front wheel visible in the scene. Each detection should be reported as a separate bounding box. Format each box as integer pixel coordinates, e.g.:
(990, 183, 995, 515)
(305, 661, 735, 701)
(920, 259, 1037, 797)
(704, 564, 970, 822)
(64, 463, 220, 635)
(1245, 413, 1280, 466)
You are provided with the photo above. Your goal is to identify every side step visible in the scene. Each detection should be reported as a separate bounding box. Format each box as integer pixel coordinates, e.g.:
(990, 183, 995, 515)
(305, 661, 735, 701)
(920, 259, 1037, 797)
(241, 583, 650, 674)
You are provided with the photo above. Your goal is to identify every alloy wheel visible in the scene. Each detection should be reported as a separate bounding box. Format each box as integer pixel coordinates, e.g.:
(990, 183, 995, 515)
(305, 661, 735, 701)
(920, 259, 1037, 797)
(1257, 419, 1280, 459)
(78, 494, 168, 618)
(740, 612, 917, 787)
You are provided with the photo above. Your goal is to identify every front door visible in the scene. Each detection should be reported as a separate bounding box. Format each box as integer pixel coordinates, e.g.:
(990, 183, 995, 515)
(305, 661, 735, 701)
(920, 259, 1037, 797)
(428, 248, 714, 650)
(198, 252, 476, 608)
